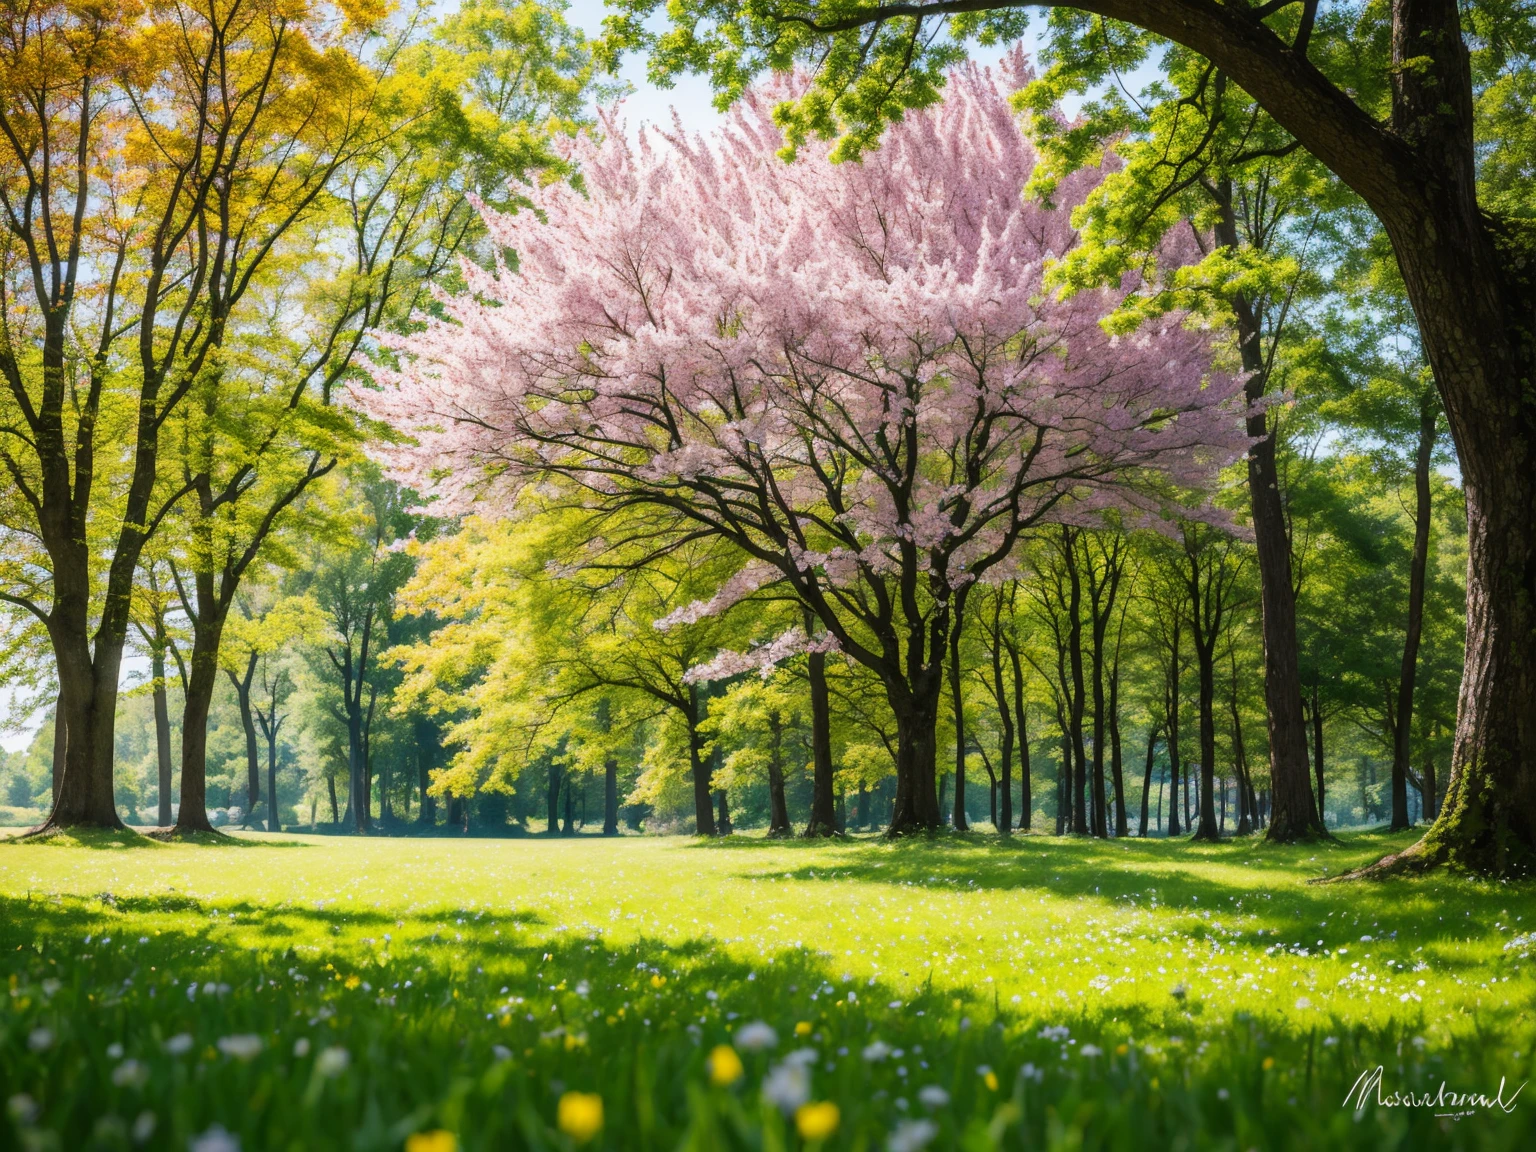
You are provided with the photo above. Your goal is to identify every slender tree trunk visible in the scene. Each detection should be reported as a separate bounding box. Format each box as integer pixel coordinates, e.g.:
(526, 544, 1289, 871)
(805, 643, 839, 836)
(1139, 725, 1160, 837)
(1108, 656, 1126, 837)
(1166, 698, 1183, 838)
(546, 760, 561, 834)
(991, 629, 1014, 837)
(327, 774, 339, 825)
(51, 690, 66, 807)
(603, 758, 619, 836)
(687, 686, 717, 836)
(265, 718, 282, 834)
(949, 624, 969, 831)
(1011, 644, 1031, 831)
(1391, 398, 1437, 831)
(1311, 685, 1327, 825)
(1064, 536, 1089, 834)
(227, 654, 259, 826)
(172, 596, 227, 835)
(416, 720, 438, 826)
(766, 716, 791, 837)
(152, 654, 173, 827)
(715, 787, 732, 835)
(562, 775, 575, 835)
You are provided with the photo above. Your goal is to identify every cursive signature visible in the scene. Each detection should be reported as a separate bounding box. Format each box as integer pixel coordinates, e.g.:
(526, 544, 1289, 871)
(1343, 1066, 1525, 1120)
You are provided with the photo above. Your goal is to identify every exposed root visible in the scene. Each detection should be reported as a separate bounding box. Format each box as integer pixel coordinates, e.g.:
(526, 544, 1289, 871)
(1314, 840, 1444, 883)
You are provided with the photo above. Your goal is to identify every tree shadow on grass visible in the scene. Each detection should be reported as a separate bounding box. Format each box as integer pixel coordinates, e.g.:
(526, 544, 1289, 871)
(3, 888, 1531, 1152)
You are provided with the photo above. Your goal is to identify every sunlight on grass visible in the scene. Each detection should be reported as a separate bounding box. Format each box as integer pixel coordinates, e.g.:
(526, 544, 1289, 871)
(3, 831, 1533, 1149)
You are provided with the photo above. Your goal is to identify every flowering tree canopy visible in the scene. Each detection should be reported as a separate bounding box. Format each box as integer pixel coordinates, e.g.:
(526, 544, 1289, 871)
(361, 50, 1249, 831)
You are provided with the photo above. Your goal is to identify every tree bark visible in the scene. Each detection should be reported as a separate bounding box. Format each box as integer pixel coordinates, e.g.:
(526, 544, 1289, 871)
(1139, 724, 1160, 837)
(1310, 684, 1327, 826)
(416, 720, 438, 826)
(990, 614, 1014, 837)
(1010, 642, 1031, 831)
(1108, 652, 1127, 837)
(949, 623, 969, 831)
(1063, 533, 1089, 834)
(804, 645, 839, 836)
(226, 653, 259, 827)
(603, 757, 620, 836)
(1391, 396, 1437, 831)
(687, 685, 717, 836)
(547, 759, 562, 834)
(151, 653, 173, 827)
(766, 715, 792, 837)
(715, 787, 733, 835)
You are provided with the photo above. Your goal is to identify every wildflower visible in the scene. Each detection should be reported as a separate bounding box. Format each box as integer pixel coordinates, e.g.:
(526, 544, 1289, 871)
(862, 1041, 891, 1062)
(7, 1095, 38, 1126)
(1262, 1057, 1275, 1071)
(293, 1039, 311, 1058)
(216, 1035, 262, 1062)
(493, 1045, 513, 1062)
(1294, 997, 1312, 1010)
(1323, 1036, 1339, 1047)
(112, 1060, 150, 1089)
(708, 1045, 743, 1086)
(405, 1132, 457, 1152)
(107, 1043, 124, 1060)
(316, 1047, 350, 1078)
(1020, 1063, 1043, 1083)
(795, 1101, 840, 1141)
(1080, 1044, 1103, 1058)
(1037, 1025, 1070, 1041)
(734, 1021, 778, 1052)
(189, 1124, 241, 1152)
(982, 1067, 999, 1091)
(795, 1021, 813, 1037)
(917, 1085, 949, 1108)
(762, 1061, 812, 1112)
(887, 1119, 938, 1152)
(556, 1092, 603, 1143)
(164, 1034, 194, 1056)
(27, 1028, 53, 1053)
(132, 1112, 156, 1143)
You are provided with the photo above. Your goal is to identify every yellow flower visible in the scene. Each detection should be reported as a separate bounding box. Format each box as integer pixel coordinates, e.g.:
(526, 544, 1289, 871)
(795, 1102, 840, 1142)
(984, 1071, 999, 1091)
(1262, 1056, 1275, 1071)
(564, 1033, 588, 1051)
(650, 974, 666, 988)
(795, 1021, 812, 1037)
(405, 1132, 457, 1152)
(344, 975, 361, 990)
(1115, 1043, 1129, 1056)
(557, 1092, 603, 1143)
(708, 1044, 743, 1086)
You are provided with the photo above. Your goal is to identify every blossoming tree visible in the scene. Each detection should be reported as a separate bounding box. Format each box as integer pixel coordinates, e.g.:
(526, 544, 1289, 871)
(362, 53, 1249, 833)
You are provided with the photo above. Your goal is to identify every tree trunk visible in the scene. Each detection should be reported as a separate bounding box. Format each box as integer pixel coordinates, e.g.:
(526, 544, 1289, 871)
(715, 787, 732, 835)
(1166, 698, 1182, 838)
(804, 645, 839, 836)
(1391, 397, 1437, 831)
(686, 685, 717, 836)
(1010, 644, 1031, 831)
(766, 716, 791, 837)
(172, 598, 227, 835)
(1108, 655, 1127, 837)
(547, 760, 562, 834)
(949, 624, 969, 831)
(416, 720, 438, 826)
(991, 630, 1014, 837)
(562, 775, 575, 835)
(327, 774, 339, 825)
(1310, 684, 1327, 826)
(227, 654, 259, 827)
(1139, 725, 1159, 837)
(51, 690, 66, 807)
(152, 653, 173, 827)
(888, 685, 942, 835)
(603, 757, 619, 836)
(1065, 538, 1089, 835)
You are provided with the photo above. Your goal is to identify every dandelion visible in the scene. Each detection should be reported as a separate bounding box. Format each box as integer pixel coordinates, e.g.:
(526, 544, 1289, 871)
(734, 1021, 777, 1052)
(862, 1041, 891, 1062)
(917, 1085, 949, 1108)
(188, 1124, 241, 1152)
(762, 1061, 812, 1112)
(27, 1028, 53, 1053)
(709, 1045, 743, 1086)
(557, 1092, 603, 1143)
(795, 1021, 813, 1037)
(164, 1034, 194, 1056)
(887, 1119, 938, 1152)
(795, 1101, 840, 1141)
(216, 1035, 262, 1062)
(405, 1132, 457, 1152)
(316, 1047, 350, 1078)
(112, 1060, 150, 1089)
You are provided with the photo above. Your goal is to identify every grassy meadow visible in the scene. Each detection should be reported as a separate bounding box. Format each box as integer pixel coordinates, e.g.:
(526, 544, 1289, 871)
(2, 829, 1534, 1151)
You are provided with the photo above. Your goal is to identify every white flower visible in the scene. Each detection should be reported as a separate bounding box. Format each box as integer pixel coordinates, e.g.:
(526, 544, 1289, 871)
(216, 1035, 262, 1062)
(1294, 997, 1312, 1010)
(783, 1048, 819, 1069)
(862, 1041, 892, 1062)
(40, 979, 60, 998)
(1360, 935, 1374, 943)
(112, 1060, 150, 1089)
(734, 1021, 778, 1052)
(1037, 1025, 1070, 1042)
(1217, 1088, 1230, 1101)
(1021, 1063, 1043, 1083)
(315, 1047, 350, 1078)
(293, 1039, 311, 1058)
(575, 981, 590, 998)
(762, 1061, 811, 1113)
(164, 1034, 194, 1056)
(917, 1085, 949, 1108)
(107, 1043, 124, 1060)
(27, 1028, 54, 1053)
(6, 1095, 38, 1125)
(887, 1119, 938, 1152)
(1080, 1044, 1102, 1058)
(132, 1112, 157, 1143)
(189, 1123, 241, 1152)
(1323, 1036, 1339, 1048)
(492, 1045, 512, 1062)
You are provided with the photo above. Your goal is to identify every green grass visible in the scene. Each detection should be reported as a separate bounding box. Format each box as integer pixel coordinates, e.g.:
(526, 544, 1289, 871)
(3, 828, 1534, 1151)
